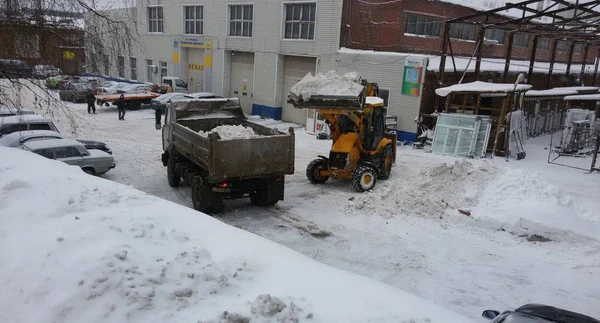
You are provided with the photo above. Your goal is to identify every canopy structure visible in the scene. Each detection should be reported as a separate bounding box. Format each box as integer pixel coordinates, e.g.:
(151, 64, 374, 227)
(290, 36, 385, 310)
(439, 0, 600, 87)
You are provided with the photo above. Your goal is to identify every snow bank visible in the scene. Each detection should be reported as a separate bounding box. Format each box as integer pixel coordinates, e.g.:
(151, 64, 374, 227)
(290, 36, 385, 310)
(288, 70, 364, 101)
(0, 147, 475, 323)
(198, 125, 263, 140)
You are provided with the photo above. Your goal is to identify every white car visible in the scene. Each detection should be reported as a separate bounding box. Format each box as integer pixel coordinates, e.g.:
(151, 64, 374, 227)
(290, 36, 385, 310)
(0, 130, 112, 155)
(0, 115, 59, 138)
(0, 107, 36, 117)
(22, 138, 115, 176)
(118, 83, 153, 93)
(184, 92, 222, 99)
(95, 82, 130, 95)
(151, 92, 188, 110)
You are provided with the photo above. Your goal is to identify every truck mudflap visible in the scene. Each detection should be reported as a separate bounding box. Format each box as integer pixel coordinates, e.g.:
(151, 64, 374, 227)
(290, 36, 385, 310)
(209, 176, 285, 205)
(161, 151, 169, 167)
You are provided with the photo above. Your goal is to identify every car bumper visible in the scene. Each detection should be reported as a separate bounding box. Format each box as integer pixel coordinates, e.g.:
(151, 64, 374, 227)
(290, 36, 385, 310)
(110, 163, 116, 169)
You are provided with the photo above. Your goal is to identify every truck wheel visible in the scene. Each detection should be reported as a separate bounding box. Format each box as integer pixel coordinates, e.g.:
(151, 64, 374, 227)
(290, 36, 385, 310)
(167, 154, 181, 187)
(352, 165, 377, 192)
(191, 175, 224, 214)
(379, 145, 393, 180)
(250, 189, 277, 206)
(306, 159, 329, 184)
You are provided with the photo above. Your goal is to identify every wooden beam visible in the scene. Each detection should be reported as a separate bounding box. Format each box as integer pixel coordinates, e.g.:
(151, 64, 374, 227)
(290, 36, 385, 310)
(527, 36, 539, 85)
(580, 42, 590, 84)
(439, 21, 449, 85)
(474, 26, 486, 80)
(592, 48, 600, 86)
(566, 41, 575, 78)
(502, 32, 515, 83)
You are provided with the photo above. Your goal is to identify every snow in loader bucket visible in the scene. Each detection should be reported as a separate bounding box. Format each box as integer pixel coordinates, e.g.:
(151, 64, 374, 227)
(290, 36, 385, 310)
(287, 70, 366, 109)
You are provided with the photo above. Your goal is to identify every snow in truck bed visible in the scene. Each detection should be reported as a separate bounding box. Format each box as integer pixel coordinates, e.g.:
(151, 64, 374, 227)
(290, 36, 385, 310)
(0, 147, 474, 323)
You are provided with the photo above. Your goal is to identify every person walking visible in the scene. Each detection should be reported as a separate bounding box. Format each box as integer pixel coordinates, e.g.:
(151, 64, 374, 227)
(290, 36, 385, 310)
(86, 92, 96, 114)
(116, 94, 126, 120)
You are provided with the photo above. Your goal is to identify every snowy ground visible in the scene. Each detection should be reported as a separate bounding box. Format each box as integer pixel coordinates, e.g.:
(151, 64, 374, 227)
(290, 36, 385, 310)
(3, 83, 600, 320)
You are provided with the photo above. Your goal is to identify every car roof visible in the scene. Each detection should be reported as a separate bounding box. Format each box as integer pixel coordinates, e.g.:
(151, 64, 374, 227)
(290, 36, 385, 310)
(1, 114, 52, 124)
(190, 92, 218, 97)
(22, 138, 82, 150)
(0, 130, 63, 146)
(0, 107, 35, 115)
(516, 304, 600, 323)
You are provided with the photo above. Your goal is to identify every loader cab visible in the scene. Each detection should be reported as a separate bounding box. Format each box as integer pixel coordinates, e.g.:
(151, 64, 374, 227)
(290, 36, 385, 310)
(362, 98, 386, 151)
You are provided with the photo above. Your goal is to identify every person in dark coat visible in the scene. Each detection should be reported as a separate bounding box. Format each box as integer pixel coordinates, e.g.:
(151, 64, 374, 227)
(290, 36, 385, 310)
(86, 92, 96, 114)
(116, 94, 126, 120)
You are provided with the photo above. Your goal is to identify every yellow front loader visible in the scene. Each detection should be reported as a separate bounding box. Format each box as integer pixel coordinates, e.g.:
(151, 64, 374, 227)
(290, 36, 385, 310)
(288, 80, 397, 192)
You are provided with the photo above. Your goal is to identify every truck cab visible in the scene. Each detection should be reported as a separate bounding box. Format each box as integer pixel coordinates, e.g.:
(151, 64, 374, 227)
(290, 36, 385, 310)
(162, 77, 188, 93)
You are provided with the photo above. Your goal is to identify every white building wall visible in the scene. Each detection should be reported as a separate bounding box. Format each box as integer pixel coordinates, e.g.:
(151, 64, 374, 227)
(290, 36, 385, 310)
(93, 0, 422, 140)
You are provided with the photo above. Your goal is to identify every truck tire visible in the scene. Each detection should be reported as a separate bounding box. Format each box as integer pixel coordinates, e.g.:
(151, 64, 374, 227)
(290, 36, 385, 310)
(306, 158, 329, 184)
(379, 145, 393, 180)
(167, 154, 181, 187)
(191, 175, 224, 214)
(250, 189, 277, 206)
(352, 165, 377, 192)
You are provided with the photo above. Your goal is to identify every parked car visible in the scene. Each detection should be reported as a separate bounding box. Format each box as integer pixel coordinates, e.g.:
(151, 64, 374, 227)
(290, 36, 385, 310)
(0, 59, 32, 78)
(184, 92, 222, 99)
(0, 115, 59, 138)
(58, 76, 80, 89)
(117, 83, 153, 94)
(151, 92, 188, 110)
(96, 82, 130, 96)
(45, 75, 69, 89)
(59, 82, 93, 102)
(33, 65, 62, 78)
(483, 304, 600, 323)
(22, 138, 115, 176)
(161, 76, 188, 93)
(0, 107, 36, 117)
(0, 130, 112, 155)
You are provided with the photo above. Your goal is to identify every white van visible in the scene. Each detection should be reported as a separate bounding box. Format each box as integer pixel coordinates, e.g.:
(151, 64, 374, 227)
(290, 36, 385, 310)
(162, 76, 188, 93)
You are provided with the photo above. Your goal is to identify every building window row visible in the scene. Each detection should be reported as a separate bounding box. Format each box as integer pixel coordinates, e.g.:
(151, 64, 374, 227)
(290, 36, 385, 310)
(147, 3, 317, 40)
(405, 13, 442, 37)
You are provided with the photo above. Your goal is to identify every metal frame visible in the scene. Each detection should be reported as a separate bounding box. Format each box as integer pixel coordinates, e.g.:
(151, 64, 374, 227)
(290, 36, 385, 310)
(439, 0, 600, 85)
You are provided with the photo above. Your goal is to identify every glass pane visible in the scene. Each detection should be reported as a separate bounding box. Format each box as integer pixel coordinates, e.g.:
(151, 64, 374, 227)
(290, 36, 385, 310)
(243, 22, 249, 36)
(230, 6, 235, 20)
(158, 7, 163, 19)
(159, 21, 163, 32)
(292, 22, 300, 38)
(310, 4, 316, 21)
(247, 5, 252, 20)
(406, 15, 416, 34)
(236, 6, 242, 19)
(199, 6, 203, 19)
(248, 22, 252, 37)
(285, 23, 292, 38)
(309, 23, 315, 39)
(300, 22, 309, 39)
(286, 4, 293, 20)
(416, 20, 424, 35)
(235, 21, 241, 35)
(197, 21, 202, 34)
(293, 4, 301, 20)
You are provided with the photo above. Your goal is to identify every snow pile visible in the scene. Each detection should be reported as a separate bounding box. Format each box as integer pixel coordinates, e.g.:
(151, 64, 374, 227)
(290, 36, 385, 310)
(198, 125, 263, 140)
(349, 159, 498, 218)
(474, 168, 600, 240)
(288, 70, 364, 101)
(0, 147, 475, 323)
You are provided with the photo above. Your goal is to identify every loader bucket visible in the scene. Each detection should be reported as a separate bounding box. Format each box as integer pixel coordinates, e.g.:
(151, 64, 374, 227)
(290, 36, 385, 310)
(287, 93, 365, 109)
(171, 98, 247, 120)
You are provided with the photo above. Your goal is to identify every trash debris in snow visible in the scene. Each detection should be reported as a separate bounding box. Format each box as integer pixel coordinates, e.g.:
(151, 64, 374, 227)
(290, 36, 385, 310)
(288, 70, 364, 102)
(198, 125, 263, 140)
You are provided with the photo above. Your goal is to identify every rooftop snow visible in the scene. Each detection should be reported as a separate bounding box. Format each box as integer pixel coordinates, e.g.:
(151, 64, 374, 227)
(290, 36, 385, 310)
(288, 70, 364, 101)
(428, 56, 597, 74)
(553, 86, 599, 92)
(524, 89, 579, 97)
(0, 147, 475, 323)
(564, 94, 600, 101)
(435, 81, 532, 97)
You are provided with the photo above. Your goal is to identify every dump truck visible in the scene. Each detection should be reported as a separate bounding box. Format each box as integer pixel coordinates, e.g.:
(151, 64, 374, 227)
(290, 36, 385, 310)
(288, 76, 396, 192)
(158, 98, 295, 213)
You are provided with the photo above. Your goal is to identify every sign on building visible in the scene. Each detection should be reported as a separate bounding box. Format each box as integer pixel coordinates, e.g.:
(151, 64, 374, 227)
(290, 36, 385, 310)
(401, 57, 425, 96)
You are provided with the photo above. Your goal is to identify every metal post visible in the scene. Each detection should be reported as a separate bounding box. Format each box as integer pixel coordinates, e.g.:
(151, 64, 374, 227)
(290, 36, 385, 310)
(580, 42, 590, 85)
(502, 32, 515, 83)
(439, 22, 450, 85)
(527, 36, 539, 85)
(593, 48, 600, 86)
(474, 26, 486, 80)
(566, 41, 575, 78)
(546, 39, 558, 89)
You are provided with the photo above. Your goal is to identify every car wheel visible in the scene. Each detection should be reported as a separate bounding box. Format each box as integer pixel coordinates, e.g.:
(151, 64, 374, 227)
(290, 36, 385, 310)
(83, 168, 95, 175)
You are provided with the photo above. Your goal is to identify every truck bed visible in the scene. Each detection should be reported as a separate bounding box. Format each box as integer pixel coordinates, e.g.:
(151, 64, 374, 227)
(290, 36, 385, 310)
(172, 117, 295, 183)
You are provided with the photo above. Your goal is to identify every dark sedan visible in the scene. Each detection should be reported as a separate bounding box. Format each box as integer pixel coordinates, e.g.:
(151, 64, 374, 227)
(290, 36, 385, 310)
(59, 83, 93, 103)
(483, 304, 600, 323)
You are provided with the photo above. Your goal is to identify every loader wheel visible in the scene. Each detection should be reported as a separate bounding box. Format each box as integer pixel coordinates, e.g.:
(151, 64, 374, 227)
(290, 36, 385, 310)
(167, 154, 181, 187)
(352, 165, 377, 192)
(306, 159, 329, 184)
(379, 145, 393, 180)
(191, 175, 224, 214)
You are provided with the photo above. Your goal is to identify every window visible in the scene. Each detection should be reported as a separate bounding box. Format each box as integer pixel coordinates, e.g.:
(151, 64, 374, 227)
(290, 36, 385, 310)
(449, 23, 476, 41)
(229, 5, 253, 37)
(103, 54, 109, 75)
(147, 6, 164, 33)
(29, 124, 52, 131)
(484, 28, 505, 45)
(117, 56, 125, 78)
(175, 79, 187, 88)
(159, 61, 167, 78)
(130, 57, 137, 80)
(183, 5, 203, 35)
(55, 146, 81, 159)
(574, 43, 583, 54)
(513, 33, 530, 48)
(284, 3, 316, 40)
(556, 40, 567, 52)
(536, 37, 549, 50)
(35, 148, 55, 159)
(405, 14, 441, 37)
(146, 59, 153, 83)
(379, 89, 390, 108)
